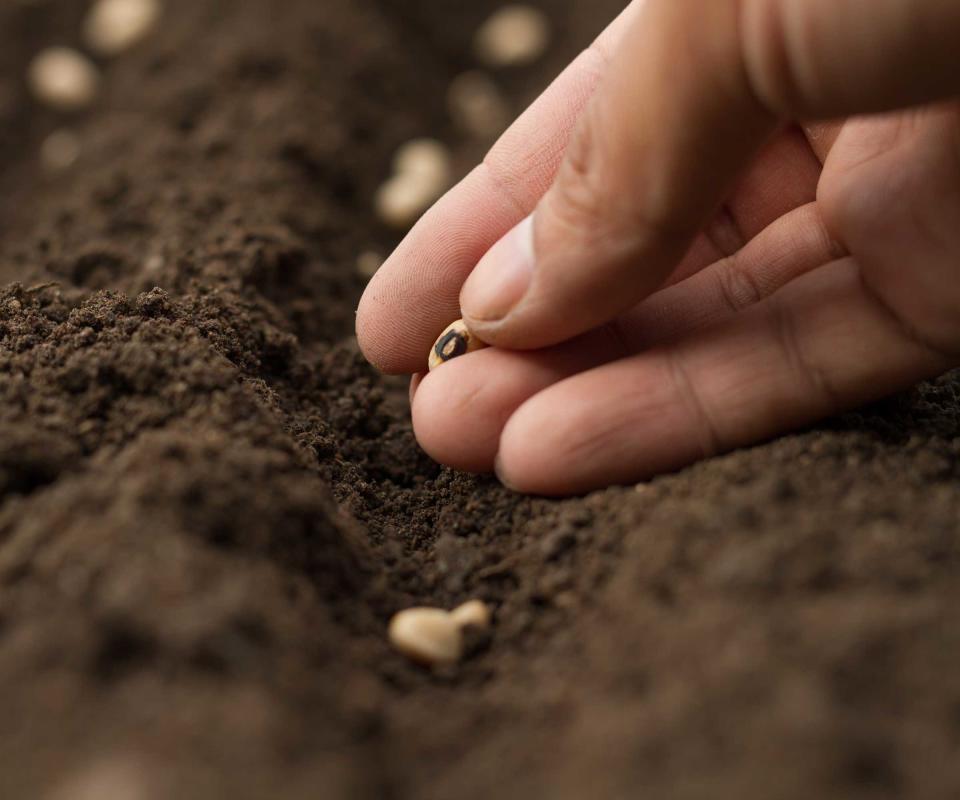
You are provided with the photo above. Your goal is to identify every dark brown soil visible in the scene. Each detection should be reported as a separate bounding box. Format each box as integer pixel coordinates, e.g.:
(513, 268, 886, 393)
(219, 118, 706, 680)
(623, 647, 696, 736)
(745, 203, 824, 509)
(3, 2, 960, 798)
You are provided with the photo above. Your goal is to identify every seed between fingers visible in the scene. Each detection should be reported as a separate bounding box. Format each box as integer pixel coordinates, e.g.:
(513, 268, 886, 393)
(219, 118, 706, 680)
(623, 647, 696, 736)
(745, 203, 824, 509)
(428, 318, 488, 371)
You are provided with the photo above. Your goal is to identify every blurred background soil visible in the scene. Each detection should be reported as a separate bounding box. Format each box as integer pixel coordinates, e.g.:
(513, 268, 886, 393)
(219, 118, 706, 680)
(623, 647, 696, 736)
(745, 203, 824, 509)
(2, 1, 960, 798)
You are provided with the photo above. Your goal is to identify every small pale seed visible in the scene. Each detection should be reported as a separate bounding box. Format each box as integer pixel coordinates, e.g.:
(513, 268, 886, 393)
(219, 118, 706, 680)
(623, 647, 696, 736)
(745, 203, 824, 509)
(375, 139, 452, 229)
(40, 128, 81, 172)
(393, 138, 452, 184)
(48, 756, 152, 800)
(450, 600, 491, 630)
(355, 250, 384, 280)
(84, 0, 162, 56)
(474, 5, 551, 68)
(388, 607, 463, 666)
(375, 173, 440, 229)
(28, 48, 100, 111)
(447, 71, 511, 139)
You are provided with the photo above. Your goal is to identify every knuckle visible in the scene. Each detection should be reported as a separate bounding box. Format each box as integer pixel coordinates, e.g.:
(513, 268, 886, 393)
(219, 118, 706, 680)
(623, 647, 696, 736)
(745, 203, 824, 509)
(544, 117, 690, 250)
(769, 295, 840, 407)
(545, 121, 609, 237)
(716, 256, 763, 312)
(665, 350, 723, 458)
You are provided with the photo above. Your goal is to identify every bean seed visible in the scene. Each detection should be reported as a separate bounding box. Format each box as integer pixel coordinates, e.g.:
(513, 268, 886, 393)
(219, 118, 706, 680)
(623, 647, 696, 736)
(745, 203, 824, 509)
(375, 174, 435, 229)
(84, 0, 161, 56)
(388, 607, 463, 666)
(428, 318, 488, 371)
(40, 129, 81, 172)
(393, 138, 451, 184)
(474, 5, 550, 68)
(355, 250, 384, 280)
(28, 48, 100, 111)
(49, 756, 151, 800)
(447, 71, 510, 139)
(375, 139, 452, 229)
(450, 600, 491, 630)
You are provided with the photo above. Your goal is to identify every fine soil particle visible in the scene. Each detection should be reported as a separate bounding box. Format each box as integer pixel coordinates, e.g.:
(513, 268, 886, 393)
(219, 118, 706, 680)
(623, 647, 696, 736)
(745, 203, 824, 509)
(3, 2, 960, 799)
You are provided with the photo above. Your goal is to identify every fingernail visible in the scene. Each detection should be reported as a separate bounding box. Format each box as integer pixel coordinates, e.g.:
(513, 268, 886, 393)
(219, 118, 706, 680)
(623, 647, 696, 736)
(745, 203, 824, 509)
(494, 453, 519, 492)
(461, 214, 535, 323)
(409, 372, 424, 405)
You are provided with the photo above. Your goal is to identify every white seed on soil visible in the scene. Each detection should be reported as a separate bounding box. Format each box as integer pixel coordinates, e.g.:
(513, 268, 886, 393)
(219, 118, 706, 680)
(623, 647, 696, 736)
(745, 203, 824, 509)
(84, 0, 162, 57)
(355, 250, 384, 280)
(375, 174, 436, 230)
(392, 138, 452, 184)
(388, 607, 463, 666)
(375, 138, 452, 229)
(144, 254, 164, 272)
(389, 600, 492, 666)
(28, 47, 100, 111)
(474, 5, 551, 68)
(428, 318, 488, 371)
(40, 128, 81, 172)
(450, 599, 491, 630)
(447, 71, 510, 139)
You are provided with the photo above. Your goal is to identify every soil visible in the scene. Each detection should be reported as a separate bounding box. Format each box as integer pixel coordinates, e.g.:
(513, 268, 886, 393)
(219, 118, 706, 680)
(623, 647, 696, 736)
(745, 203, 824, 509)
(3, 2, 960, 798)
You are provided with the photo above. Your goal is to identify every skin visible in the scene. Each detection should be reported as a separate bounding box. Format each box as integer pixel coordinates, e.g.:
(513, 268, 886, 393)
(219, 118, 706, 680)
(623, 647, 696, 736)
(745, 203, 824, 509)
(358, 0, 960, 496)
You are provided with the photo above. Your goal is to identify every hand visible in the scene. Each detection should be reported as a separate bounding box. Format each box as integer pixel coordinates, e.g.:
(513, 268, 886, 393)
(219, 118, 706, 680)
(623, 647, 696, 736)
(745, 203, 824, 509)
(357, 0, 960, 495)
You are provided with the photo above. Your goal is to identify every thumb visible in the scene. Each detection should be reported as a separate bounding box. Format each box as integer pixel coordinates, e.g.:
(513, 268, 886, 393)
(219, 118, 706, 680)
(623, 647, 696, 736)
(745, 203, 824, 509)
(459, 0, 960, 350)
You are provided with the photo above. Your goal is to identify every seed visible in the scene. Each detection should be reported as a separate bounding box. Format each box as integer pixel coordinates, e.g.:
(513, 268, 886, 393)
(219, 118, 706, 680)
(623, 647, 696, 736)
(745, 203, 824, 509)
(450, 599, 491, 630)
(40, 128, 81, 172)
(447, 71, 510, 139)
(388, 607, 463, 666)
(375, 174, 437, 229)
(389, 601, 493, 666)
(28, 48, 100, 111)
(428, 318, 488, 371)
(393, 138, 452, 184)
(375, 139, 453, 229)
(49, 756, 151, 800)
(84, 0, 161, 56)
(474, 5, 551, 68)
(355, 250, 384, 280)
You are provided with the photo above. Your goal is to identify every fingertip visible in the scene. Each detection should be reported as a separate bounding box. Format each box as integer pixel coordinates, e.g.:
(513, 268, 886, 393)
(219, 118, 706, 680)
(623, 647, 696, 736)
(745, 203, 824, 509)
(496, 410, 649, 496)
(356, 275, 401, 374)
(410, 337, 602, 475)
(357, 164, 526, 373)
(495, 369, 640, 497)
(492, 452, 521, 493)
(355, 271, 431, 375)
(411, 364, 498, 474)
(495, 398, 584, 496)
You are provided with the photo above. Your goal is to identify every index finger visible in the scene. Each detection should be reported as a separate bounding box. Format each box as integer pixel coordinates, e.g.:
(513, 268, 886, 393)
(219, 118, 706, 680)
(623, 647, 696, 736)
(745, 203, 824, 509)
(355, 2, 644, 375)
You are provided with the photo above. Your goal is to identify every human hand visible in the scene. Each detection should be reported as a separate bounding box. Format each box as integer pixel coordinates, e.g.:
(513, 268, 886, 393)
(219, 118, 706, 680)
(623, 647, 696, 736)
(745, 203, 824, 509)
(357, 0, 960, 495)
